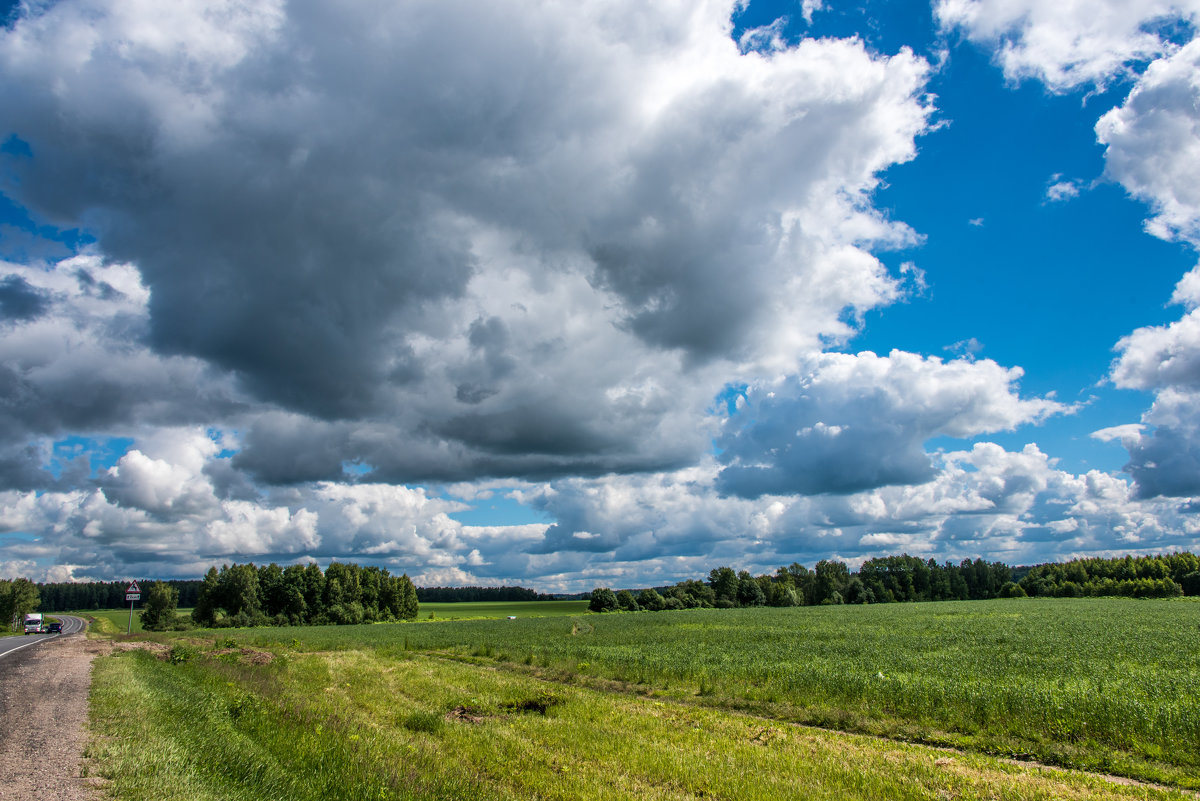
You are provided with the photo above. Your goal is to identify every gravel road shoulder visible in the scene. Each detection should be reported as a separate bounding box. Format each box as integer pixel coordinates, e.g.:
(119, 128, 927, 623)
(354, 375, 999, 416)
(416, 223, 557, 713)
(0, 633, 112, 801)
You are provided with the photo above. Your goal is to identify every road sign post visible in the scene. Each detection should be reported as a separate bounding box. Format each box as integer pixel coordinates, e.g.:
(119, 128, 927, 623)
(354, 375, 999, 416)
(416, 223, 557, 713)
(126, 581, 141, 634)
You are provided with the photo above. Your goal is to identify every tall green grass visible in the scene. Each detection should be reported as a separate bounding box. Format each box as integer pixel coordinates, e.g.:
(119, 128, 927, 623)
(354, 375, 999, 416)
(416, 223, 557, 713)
(86, 641, 1193, 800)
(229, 598, 1200, 785)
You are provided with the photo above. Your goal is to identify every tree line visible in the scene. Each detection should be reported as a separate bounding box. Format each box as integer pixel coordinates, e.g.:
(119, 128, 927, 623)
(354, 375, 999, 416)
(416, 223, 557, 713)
(9, 550, 1199, 631)
(34, 577, 552, 611)
(36, 579, 203, 612)
(184, 561, 419, 629)
(34, 561, 422, 632)
(416, 585, 553, 603)
(588, 551, 1200, 612)
(1018, 552, 1198, 598)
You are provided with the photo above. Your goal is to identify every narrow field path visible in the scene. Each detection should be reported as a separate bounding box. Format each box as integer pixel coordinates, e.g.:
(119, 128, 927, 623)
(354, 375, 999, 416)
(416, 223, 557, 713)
(0, 628, 109, 801)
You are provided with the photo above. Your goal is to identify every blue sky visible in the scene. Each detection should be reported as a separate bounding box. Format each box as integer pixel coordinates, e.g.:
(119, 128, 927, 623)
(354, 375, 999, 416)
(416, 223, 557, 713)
(2, 0, 1200, 589)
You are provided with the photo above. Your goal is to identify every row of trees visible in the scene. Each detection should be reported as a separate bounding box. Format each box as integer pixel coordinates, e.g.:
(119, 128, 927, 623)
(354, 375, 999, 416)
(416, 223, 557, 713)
(416, 585, 553, 603)
(36, 579, 203, 612)
(33, 578, 552, 612)
(589, 552, 1200, 612)
(1, 578, 39, 631)
(1018, 552, 1199, 598)
(189, 561, 419, 629)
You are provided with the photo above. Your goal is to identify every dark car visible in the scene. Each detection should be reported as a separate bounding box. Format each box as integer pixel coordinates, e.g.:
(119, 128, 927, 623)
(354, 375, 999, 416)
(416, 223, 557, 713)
(47, 621, 62, 633)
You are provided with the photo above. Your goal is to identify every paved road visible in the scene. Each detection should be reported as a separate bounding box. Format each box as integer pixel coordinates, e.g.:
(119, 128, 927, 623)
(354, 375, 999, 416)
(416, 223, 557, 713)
(0, 615, 88, 659)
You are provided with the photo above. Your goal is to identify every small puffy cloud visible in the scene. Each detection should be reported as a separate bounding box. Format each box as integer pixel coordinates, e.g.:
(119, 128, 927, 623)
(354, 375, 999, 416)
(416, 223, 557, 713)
(945, 337, 984, 358)
(935, 0, 1200, 90)
(1044, 176, 1082, 203)
(1091, 423, 1146, 443)
(715, 350, 1066, 497)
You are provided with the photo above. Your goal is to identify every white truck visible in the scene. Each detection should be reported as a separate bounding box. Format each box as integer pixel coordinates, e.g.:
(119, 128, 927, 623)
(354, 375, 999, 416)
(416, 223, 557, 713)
(23, 613, 43, 634)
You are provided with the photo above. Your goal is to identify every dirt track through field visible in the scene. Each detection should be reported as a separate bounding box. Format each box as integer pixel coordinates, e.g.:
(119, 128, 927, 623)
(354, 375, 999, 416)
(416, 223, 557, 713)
(0, 634, 109, 800)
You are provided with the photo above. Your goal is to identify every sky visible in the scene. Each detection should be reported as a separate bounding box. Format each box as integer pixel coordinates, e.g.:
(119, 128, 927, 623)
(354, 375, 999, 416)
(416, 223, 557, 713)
(2, 0, 1200, 590)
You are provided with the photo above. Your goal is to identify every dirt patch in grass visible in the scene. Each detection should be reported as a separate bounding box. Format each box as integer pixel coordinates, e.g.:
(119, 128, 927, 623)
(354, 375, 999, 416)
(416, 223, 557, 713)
(446, 705, 487, 724)
(211, 647, 276, 665)
(110, 640, 170, 658)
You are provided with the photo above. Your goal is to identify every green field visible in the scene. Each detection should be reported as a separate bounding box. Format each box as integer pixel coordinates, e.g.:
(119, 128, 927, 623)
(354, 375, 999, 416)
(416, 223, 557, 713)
(419, 600, 588, 620)
(76, 607, 196, 634)
(73, 601, 582, 630)
(82, 598, 1200, 799)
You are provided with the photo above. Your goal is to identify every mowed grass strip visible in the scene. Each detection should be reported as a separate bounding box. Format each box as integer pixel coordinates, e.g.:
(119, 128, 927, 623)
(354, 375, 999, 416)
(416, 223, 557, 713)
(86, 643, 1194, 801)
(232, 598, 1200, 787)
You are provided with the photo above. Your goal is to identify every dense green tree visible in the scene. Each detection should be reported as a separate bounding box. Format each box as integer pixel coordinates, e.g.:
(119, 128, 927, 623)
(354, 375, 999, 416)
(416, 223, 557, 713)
(736, 571, 765, 607)
(636, 588, 666, 611)
(843, 576, 873, 604)
(140, 581, 181, 631)
(218, 563, 263, 621)
(783, 563, 815, 604)
(675, 579, 715, 607)
(0, 578, 39, 631)
(395, 574, 419, 621)
(763, 579, 798, 607)
(191, 567, 220, 626)
(998, 581, 1027, 598)
(708, 567, 739, 604)
(588, 587, 618, 613)
(813, 560, 850, 605)
(615, 589, 640, 611)
(301, 563, 326, 620)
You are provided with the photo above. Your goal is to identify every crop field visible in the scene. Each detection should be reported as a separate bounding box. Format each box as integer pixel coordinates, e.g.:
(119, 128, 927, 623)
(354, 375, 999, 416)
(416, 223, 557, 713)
(84, 597, 1200, 798)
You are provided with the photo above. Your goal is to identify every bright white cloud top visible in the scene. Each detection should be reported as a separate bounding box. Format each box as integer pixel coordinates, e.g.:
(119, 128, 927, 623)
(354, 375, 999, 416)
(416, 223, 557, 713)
(0, 0, 1199, 588)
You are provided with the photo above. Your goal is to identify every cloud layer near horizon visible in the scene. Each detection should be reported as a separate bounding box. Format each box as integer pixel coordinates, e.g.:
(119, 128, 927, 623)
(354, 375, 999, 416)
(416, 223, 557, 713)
(0, 0, 1199, 587)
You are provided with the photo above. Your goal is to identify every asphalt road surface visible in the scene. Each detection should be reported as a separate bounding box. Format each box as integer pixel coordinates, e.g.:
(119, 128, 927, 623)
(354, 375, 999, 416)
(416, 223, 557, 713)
(0, 615, 104, 800)
(0, 614, 88, 659)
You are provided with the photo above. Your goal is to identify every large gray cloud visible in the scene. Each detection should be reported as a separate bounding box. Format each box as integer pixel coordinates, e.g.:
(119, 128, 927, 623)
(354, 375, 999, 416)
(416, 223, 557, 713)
(0, 0, 931, 484)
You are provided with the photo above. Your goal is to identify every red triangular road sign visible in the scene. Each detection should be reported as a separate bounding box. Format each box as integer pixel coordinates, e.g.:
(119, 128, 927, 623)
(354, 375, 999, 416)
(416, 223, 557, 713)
(127, 581, 140, 593)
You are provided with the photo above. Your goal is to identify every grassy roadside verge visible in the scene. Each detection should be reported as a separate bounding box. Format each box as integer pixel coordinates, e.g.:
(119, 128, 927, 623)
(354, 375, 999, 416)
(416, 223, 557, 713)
(85, 642, 1194, 801)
